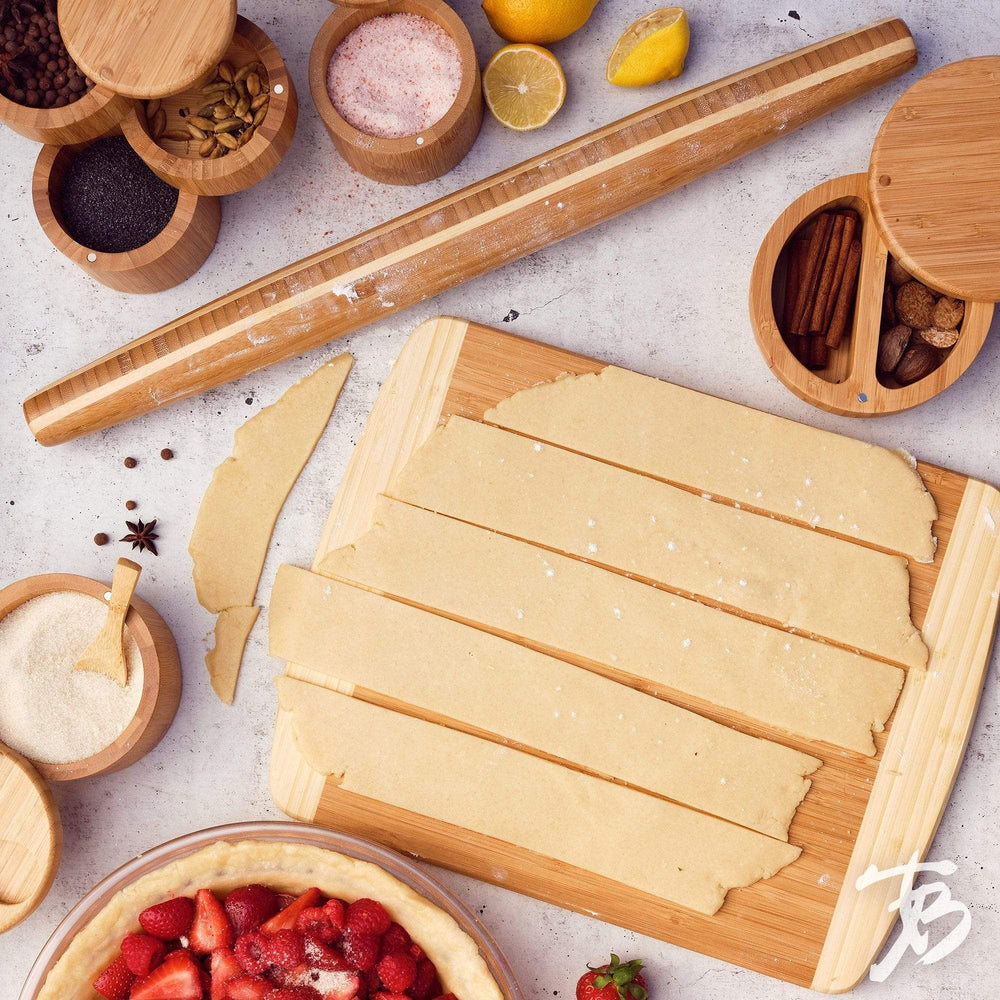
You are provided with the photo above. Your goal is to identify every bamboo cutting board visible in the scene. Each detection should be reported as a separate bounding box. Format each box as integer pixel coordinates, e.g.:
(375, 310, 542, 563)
(270, 317, 1000, 992)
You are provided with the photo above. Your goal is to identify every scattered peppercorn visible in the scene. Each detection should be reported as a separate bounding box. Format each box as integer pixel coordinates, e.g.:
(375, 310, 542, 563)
(94, 532, 109, 546)
(125, 500, 137, 510)
(123, 456, 137, 468)
(160, 447, 174, 460)
(59, 136, 179, 253)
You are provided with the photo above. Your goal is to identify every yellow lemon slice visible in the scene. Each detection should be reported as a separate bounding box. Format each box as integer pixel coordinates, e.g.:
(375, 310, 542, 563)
(482, 0, 599, 45)
(483, 44, 567, 131)
(607, 7, 690, 87)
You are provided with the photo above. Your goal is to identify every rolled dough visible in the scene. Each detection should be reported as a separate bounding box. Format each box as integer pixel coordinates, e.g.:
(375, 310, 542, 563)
(276, 677, 802, 916)
(485, 367, 938, 563)
(271, 565, 820, 840)
(318, 497, 904, 754)
(189, 355, 353, 614)
(206, 606, 260, 705)
(389, 417, 926, 668)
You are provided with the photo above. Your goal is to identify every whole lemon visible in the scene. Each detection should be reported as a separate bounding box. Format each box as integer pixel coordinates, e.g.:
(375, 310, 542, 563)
(483, 0, 599, 44)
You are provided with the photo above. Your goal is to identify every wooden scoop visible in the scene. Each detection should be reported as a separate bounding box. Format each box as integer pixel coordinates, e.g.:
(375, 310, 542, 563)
(74, 558, 142, 686)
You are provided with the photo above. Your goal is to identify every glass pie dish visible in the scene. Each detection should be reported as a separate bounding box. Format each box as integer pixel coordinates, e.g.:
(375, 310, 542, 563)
(19, 820, 524, 1000)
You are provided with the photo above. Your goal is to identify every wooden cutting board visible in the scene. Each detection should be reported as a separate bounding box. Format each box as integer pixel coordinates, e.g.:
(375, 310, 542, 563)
(270, 317, 1000, 992)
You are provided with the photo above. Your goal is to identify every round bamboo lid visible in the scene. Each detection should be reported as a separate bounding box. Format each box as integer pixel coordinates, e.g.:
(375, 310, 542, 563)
(869, 57, 1000, 301)
(0, 743, 61, 933)
(59, 0, 238, 99)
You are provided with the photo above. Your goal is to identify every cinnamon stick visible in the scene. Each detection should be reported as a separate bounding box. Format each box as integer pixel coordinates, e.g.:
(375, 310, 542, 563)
(825, 238, 863, 349)
(791, 212, 833, 334)
(807, 334, 829, 369)
(808, 213, 847, 332)
(783, 235, 809, 334)
(821, 210, 858, 331)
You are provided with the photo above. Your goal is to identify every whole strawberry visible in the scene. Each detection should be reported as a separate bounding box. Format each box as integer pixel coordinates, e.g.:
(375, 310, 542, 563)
(577, 955, 648, 1000)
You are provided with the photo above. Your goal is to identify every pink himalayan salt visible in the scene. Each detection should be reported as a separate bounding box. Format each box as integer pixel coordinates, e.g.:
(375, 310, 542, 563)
(327, 12, 462, 140)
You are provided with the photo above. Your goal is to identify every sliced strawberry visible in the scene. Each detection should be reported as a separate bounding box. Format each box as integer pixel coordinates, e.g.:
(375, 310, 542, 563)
(138, 897, 195, 941)
(235, 931, 270, 975)
(130, 949, 202, 1000)
(262, 987, 321, 1000)
(265, 929, 306, 970)
(376, 952, 416, 993)
(340, 930, 379, 972)
(225, 884, 280, 937)
(303, 937, 350, 972)
(210, 948, 245, 1000)
(409, 941, 426, 962)
(93, 955, 135, 1000)
(378, 923, 411, 959)
(120, 933, 167, 978)
(189, 888, 235, 954)
(225, 975, 272, 1000)
(261, 888, 323, 935)
(344, 898, 391, 937)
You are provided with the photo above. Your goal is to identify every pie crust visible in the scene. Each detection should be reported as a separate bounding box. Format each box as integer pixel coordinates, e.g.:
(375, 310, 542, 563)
(37, 839, 504, 1000)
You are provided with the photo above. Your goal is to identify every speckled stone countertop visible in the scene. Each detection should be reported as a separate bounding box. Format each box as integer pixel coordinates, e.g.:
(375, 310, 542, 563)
(2, 2, 998, 998)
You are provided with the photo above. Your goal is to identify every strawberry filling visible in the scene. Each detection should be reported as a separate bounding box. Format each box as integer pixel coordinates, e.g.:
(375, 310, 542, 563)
(90, 885, 456, 1000)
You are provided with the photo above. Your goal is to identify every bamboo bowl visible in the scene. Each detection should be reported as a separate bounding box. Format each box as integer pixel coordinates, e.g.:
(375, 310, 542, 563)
(749, 173, 994, 416)
(0, 573, 181, 782)
(309, 0, 483, 185)
(119, 16, 297, 197)
(32, 137, 221, 294)
(0, 83, 131, 146)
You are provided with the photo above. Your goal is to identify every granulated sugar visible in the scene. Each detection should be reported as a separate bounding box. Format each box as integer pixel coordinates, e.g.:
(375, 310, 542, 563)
(327, 13, 462, 139)
(0, 591, 143, 764)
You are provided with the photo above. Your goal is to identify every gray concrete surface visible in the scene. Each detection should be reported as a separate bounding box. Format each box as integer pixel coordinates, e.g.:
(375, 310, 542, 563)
(1, 2, 998, 997)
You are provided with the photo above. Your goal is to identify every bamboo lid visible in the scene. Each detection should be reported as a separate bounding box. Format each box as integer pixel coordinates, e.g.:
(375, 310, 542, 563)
(0, 743, 61, 933)
(868, 57, 1000, 301)
(59, 0, 238, 99)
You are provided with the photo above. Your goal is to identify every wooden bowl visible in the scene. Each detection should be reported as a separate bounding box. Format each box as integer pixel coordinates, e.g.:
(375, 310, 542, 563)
(0, 573, 181, 782)
(119, 17, 297, 197)
(309, 0, 483, 185)
(0, 83, 131, 146)
(32, 137, 221, 294)
(749, 173, 994, 416)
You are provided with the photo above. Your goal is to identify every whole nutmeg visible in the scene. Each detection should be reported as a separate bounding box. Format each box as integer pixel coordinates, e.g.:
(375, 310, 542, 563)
(886, 257, 911, 286)
(932, 296, 965, 330)
(896, 281, 936, 328)
(878, 324, 911, 375)
(914, 326, 960, 349)
(894, 342, 940, 385)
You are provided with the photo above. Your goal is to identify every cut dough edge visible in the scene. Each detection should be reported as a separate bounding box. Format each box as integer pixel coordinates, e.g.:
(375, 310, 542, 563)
(485, 366, 938, 563)
(318, 497, 904, 755)
(35, 839, 504, 1000)
(387, 416, 927, 669)
(207, 607, 260, 705)
(189, 354, 353, 702)
(277, 676, 802, 917)
(271, 564, 820, 841)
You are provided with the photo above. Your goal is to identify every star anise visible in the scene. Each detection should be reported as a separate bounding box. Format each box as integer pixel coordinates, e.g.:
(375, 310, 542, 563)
(0, 0, 40, 24)
(0, 46, 26, 89)
(120, 518, 159, 556)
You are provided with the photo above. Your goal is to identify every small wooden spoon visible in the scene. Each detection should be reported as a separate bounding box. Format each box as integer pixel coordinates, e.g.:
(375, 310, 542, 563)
(74, 558, 142, 686)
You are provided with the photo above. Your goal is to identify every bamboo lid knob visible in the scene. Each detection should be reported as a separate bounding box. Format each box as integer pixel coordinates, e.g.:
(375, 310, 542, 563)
(59, 0, 238, 99)
(0, 744, 61, 934)
(869, 56, 1000, 301)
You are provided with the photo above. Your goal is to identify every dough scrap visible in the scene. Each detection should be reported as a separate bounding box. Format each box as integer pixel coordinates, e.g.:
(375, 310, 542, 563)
(36, 839, 503, 1000)
(318, 497, 904, 754)
(190, 354, 353, 613)
(206, 606, 260, 705)
(271, 565, 820, 840)
(277, 677, 801, 916)
(389, 417, 926, 667)
(485, 367, 938, 562)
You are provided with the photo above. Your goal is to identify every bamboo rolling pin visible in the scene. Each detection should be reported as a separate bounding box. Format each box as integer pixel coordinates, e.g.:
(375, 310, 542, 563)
(24, 19, 916, 445)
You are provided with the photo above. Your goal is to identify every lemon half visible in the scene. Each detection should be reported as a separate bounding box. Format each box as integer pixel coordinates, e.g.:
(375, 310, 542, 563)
(483, 44, 567, 131)
(607, 7, 690, 87)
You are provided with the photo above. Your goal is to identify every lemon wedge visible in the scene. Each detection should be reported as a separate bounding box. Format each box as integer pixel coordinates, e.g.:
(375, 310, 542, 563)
(483, 44, 567, 131)
(607, 7, 690, 87)
(483, 0, 599, 45)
